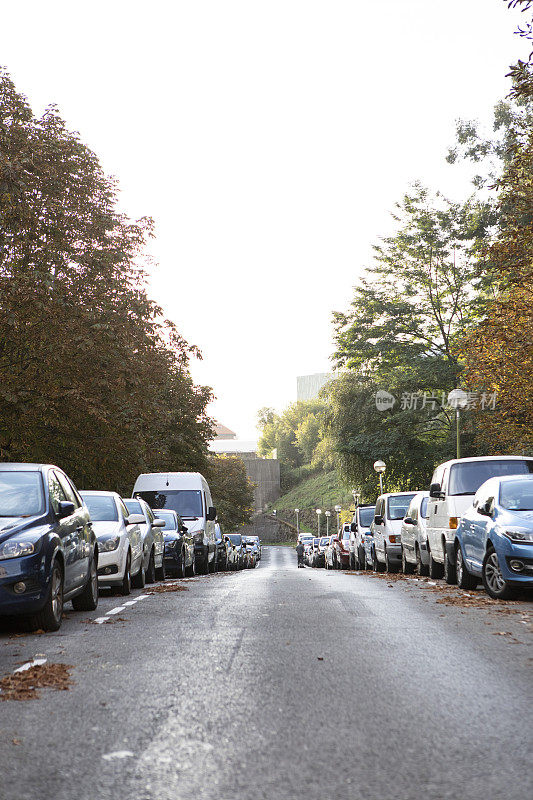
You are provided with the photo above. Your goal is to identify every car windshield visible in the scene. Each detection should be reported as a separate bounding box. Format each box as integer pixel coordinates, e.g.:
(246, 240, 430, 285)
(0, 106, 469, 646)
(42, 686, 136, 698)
(313, 538, 319, 545)
(342, 531, 350, 539)
(135, 489, 203, 518)
(228, 534, 242, 545)
(82, 495, 118, 522)
(420, 497, 429, 519)
(0, 472, 44, 517)
(320, 537, 329, 545)
(499, 479, 533, 511)
(448, 460, 533, 496)
(124, 500, 142, 515)
(358, 507, 375, 527)
(155, 511, 177, 530)
(387, 494, 416, 520)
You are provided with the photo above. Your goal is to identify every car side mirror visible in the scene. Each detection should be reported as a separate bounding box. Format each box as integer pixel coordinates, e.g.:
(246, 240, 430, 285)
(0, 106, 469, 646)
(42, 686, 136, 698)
(127, 513, 145, 525)
(207, 506, 216, 521)
(429, 482, 443, 499)
(152, 518, 165, 527)
(350, 522, 357, 532)
(180, 525, 188, 534)
(403, 517, 415, 526)
(374, 514, 384, 525)
(57, 500, 75, 519)
(478, 501, 493, 517)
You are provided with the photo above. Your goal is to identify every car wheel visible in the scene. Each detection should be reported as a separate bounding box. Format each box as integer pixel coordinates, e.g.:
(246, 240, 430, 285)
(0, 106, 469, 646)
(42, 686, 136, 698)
(185, 551, 197, 577)
(72, 554, 99, 611)
(372, 548, 384, 573)
(443, 546, 457, 585)
(401, 547, 413, 575)
(132, 555, 146, 589)
(120, 552, 132, 595)
(428, 546, 443, 579)
(145, 549, 156, 584)
(28, 559, 64, 632)
(455, 543, 478, 590)
(415, 546, 428, 576)
(482, 547, 515, 600)
(209, 552, 217, 574)
(155, 555, 166, 582)
(384, 547, 397, 573)
(177, 550, 186, 578)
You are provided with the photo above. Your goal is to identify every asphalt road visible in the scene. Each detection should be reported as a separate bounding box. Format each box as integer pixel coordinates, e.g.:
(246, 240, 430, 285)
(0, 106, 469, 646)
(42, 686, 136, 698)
(0, 546, 532, 800)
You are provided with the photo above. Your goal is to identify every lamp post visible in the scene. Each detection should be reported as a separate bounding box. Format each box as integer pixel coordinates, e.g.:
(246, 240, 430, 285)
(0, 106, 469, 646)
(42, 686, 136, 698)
(448, 389, 468, 459)
(352, 490, 360, 508)
(334, 504, 342, 531)
(316, 508, 322, 537)
(294, 508, 300, 537)
(325, 510, 331, 536)
(373, 460, 386, 494)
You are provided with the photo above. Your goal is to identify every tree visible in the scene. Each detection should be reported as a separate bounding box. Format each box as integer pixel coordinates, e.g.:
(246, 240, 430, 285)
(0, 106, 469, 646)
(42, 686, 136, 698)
(0, 70, 213, 493)
(207, 455, 255, 530)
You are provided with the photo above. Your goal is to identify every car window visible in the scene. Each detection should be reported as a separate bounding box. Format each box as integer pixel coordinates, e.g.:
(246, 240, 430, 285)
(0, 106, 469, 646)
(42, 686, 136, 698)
(449, 460, 533, 496)
(56, 472, 80, 508)
(118, 499, 130, 521)
(48, 471, 67, 514)
(387, 494, 416, 520)
(81, 494, 119, 522)
(420, 497, 429, 519)
(499, 479, 533, 511)
(0, 471, 45, 516)
(358, 507, 375, 527)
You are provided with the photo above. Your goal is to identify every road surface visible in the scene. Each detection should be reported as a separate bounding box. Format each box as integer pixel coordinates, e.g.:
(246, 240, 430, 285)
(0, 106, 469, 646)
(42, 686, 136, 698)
(0, 546, 531, 800)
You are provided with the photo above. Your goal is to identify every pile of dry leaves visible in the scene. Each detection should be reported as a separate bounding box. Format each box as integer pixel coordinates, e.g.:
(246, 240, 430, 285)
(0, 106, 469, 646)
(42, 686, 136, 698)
(0, 663, 73, 702)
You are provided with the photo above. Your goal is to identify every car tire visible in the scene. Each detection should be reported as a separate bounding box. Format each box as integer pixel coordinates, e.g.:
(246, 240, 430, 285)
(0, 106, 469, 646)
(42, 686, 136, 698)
(482, 547, 515, 600)
(455, 543, 478, 590)
(209, 552, 217, 574)
(384, 547, 397, 573)
(177, 550, 186, 578)
(364, 550, 370, 570)
(443, 546, 457, 585)
(120, 552, 132, 595)
(415, 546, 428, 576)
(401, 548, 413, 575)
(132, 556, 146, 589)
(373, 549, 384, 573)
(145, 549, 156, 584)
(428, 546, 443, 579)
(185, 552, 197, 577)
(72, 554, 99, 611)
(155, 556, 166, 582)
(27, 558, 64, 632)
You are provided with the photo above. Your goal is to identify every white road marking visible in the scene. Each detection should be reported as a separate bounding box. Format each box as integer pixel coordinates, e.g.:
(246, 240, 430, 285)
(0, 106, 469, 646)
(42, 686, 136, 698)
(102, 750, 134, 761)
(106, 606, 126, 615)
(123, 600, 137, 606)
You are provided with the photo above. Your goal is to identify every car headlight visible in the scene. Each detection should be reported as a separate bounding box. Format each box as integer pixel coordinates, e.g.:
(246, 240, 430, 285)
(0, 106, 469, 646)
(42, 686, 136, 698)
(164, 539, 179, 551)
(0, 538, 40, 560)
(98, 536, 120, 552)
(496, 526, 533, 543)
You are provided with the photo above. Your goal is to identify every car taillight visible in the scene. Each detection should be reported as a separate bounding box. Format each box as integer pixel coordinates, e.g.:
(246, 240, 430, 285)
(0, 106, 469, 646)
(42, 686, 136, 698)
(389, 535, 399, 543)
(449, 517, 459, 529)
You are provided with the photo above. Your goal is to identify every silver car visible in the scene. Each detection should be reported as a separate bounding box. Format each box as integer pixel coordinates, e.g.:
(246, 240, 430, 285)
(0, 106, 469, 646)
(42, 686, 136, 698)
(400, 492, 430, 575)
(124, 498, 165, 582)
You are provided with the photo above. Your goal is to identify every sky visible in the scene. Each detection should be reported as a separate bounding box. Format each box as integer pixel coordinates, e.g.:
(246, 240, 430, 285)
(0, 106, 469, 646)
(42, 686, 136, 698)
(1, 1, 530, 438)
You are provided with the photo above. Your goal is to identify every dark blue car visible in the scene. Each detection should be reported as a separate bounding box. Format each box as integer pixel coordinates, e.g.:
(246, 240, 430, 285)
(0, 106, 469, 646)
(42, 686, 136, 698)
(0, 463, 99, 630)
(454, 474, 533, 599)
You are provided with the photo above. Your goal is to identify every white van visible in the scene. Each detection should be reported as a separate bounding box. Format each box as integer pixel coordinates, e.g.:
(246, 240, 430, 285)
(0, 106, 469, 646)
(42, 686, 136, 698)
(132, 472, 217, 575)
(426, 455, 533, 582)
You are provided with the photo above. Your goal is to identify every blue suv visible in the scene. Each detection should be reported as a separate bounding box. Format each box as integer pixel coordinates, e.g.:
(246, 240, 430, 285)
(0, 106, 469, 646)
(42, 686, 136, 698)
(454, 474, 533, 599)
(0, 463, 99, 630)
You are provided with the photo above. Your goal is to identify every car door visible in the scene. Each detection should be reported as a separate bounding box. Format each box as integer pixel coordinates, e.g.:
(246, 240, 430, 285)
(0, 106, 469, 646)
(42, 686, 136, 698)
(374, 498, 386, 558)
(56, 470, 90, 588)
(48, 470, 78, 593)
(427, 466, 445, 556)
(119, 498, 142, 573)
(402, 498, 416, 555)
(469, 493, 493, 571)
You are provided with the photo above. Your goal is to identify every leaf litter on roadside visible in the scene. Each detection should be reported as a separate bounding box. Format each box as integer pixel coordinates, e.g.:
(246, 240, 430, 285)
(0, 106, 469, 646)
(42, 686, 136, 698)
(0, 662, 74, 701)
(146, 582, 189, 594)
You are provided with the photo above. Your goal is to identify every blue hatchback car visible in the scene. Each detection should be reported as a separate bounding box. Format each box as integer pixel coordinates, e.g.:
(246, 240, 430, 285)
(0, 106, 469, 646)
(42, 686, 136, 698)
(454, 474, 533, 599)
(0, 463, 99, 630)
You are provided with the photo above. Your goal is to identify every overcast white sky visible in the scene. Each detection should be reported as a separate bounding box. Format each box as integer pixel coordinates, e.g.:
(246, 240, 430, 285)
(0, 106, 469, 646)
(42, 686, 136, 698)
(1, 1, 530, 438)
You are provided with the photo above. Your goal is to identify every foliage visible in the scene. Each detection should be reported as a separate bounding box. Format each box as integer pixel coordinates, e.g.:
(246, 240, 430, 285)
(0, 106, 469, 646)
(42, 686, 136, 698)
(207, 455, 255, 531)
(257, 400, 328, 479)
(460, 60, 533, 454)
(0, 70, 213, 494)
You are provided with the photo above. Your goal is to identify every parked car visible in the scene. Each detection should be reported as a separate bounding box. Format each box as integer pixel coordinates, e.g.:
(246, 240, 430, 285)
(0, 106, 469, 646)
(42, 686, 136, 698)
(0, 463, 99, 631)
(249, 535, 261, 560)
(372, 492, 417, 572)
(243, 536, 260, 566)
(80, 490, 144, 594)
(315, 536, 329, 568)
(308, 537, 320, 567)
(133, 471, 217, 575)
(324, 534, 339, 569)
(400, 492, 430, 575)
(124, 497, 165, 582)
(156, 509, 195, 577)
(215, 523, 230, 571)
(226, 533, 245, 569)
(350, 505, 375, 569)
(454, 474, 533, 599)
(297, 533, 314, 546)
(303, 541, 314, 566)
(244, 541, 257, 568)
(426, 456, 533, 582)
(334, 524, 352, 569)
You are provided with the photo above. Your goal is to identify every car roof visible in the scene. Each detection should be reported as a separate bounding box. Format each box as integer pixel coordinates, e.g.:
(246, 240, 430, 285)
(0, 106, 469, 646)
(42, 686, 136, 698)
(436, 455, 533, 469)
(377, 491, 420, 500)
(80, 490, 120, 499)
(0, 462, 55, 472)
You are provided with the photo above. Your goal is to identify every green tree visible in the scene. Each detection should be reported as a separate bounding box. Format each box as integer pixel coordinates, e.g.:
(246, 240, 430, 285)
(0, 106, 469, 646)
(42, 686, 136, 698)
(207, 455, 255, 530)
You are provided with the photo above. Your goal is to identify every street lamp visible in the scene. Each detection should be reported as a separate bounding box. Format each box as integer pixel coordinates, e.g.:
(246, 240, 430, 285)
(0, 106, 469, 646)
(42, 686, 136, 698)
(334, 504, 342, 531)
(373, 460, 386, 494)
(316, 508, 322, 537)
(294, 508, 300, 536)
(448, 389, 468, 459)
(325, 510, 331, 536)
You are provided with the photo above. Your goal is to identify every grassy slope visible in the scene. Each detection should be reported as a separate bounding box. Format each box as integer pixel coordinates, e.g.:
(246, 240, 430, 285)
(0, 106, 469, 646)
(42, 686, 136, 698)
(272, 470, 353, 512)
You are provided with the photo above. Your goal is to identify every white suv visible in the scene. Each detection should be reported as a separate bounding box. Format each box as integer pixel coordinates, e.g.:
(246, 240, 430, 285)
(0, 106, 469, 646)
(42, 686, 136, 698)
(372, 492, 417, 572)
(426, 456, 533, 582)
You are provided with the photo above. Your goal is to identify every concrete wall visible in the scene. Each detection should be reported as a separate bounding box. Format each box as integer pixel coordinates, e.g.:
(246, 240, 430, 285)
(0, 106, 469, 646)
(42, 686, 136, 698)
(239, 513, 297, 543)
(241, 455, 280, 513)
